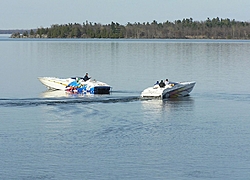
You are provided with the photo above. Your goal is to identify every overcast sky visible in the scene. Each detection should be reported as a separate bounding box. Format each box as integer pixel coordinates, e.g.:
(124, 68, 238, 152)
(1, 0, 250, 29)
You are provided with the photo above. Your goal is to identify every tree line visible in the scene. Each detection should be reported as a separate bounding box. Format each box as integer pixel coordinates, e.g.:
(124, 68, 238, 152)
(11, 17, 250, 39)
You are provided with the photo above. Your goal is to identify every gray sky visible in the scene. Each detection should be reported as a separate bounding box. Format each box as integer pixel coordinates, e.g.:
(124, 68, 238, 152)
(1, 0, 250, 29)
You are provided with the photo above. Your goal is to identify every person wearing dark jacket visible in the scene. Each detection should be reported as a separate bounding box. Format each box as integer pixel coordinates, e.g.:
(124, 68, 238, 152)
(83, 73, 90, 81)
(159, 80, 166, 88)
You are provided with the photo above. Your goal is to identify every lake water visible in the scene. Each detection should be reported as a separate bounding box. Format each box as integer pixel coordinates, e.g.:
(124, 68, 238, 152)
(1, 37, 250, 179)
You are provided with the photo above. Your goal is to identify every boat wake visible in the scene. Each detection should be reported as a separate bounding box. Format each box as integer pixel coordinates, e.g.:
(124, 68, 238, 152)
(0, 96, 141, 107)
(0, 89, 201, 108)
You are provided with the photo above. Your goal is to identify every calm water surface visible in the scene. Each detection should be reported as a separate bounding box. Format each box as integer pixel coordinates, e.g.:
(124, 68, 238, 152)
(1, 38, 250, 179)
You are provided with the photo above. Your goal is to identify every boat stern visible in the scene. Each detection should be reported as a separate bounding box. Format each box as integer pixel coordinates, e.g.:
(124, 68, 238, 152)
(89, 86, 111, 94)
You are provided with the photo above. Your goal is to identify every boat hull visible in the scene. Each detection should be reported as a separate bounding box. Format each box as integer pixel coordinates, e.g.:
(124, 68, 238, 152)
(38, 77, 111, 94)
(89, 86, 111, 94)
(141, 81, 196, 98)
(163, 81, 196, 98)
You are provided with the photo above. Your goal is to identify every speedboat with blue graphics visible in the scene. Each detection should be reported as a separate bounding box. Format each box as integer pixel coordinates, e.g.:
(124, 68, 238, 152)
(38, 77, 111, 94)
(141, 81, 196, 98)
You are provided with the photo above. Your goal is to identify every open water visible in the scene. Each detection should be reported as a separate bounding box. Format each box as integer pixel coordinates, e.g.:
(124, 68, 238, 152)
(1, 36, 250, 179)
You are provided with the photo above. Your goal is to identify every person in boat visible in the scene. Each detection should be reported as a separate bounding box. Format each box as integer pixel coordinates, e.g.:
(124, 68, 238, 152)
(159, 80, 166, 88)
(154, 81, 159, 85)
(165, 79, 169, 85)
(153, 81, 159, 88)
(83, 73, 90, 81)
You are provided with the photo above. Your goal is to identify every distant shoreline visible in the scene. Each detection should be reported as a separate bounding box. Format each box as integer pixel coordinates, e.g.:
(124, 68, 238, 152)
(0, 29, 32, 35)
(5, 17, 250, 39)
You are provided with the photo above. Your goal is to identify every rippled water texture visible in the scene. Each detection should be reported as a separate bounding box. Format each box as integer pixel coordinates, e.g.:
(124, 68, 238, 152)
(1, 38, 250, 179)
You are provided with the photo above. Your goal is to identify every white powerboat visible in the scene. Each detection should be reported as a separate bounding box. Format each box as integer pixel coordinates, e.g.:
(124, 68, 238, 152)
(38, 77, 111, 94)
(141, 81, 196, 98)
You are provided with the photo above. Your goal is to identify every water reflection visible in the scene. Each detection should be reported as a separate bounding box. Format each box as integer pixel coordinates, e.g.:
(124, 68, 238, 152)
(141, 96, 194, 114)
(40, 90, 94, 98)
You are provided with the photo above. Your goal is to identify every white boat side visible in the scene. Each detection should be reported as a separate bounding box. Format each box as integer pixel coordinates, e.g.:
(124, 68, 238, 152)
(38, 77, 74, 90)
(38, 77, 111, 94)
(141, 81, 196, 98)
